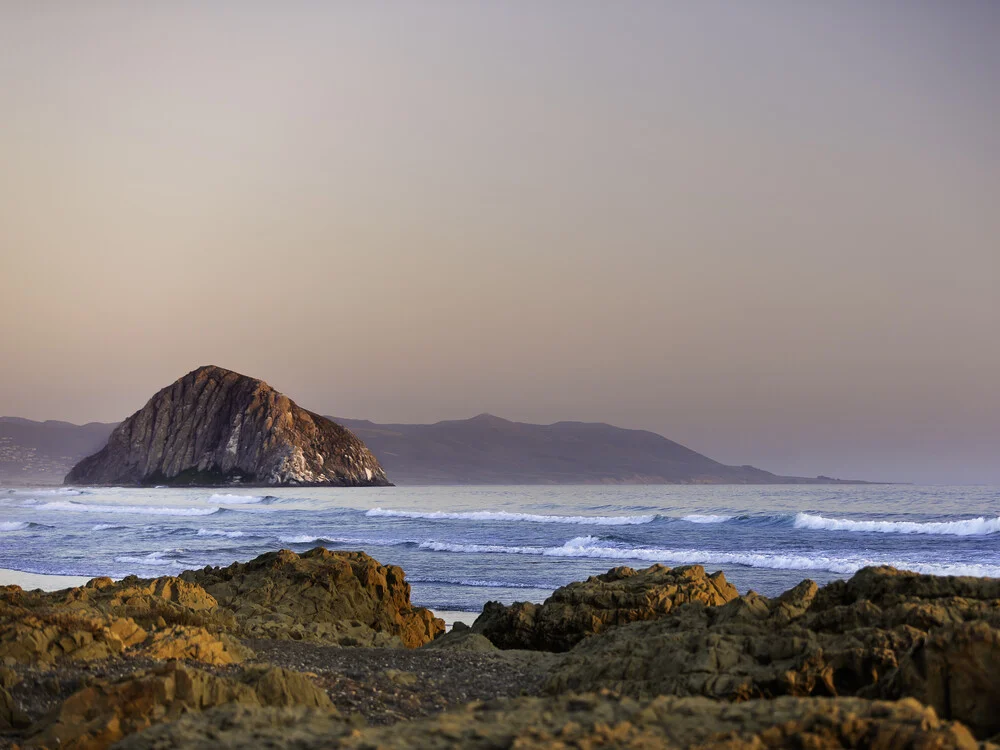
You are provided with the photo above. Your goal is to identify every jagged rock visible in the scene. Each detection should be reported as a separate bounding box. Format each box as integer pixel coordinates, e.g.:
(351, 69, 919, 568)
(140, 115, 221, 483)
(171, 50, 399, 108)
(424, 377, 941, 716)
(25, 662, 333, 750)
(545, 566, 1000, 738)
(0, 586, 148, 665)
(880, 621, 1000, 740)
(65, 365, 390, 486)
(114, 693, 986, 750)
(181, 548, 444, 648)
(142, 626, 252, 665)
(472, 564, 739, 651)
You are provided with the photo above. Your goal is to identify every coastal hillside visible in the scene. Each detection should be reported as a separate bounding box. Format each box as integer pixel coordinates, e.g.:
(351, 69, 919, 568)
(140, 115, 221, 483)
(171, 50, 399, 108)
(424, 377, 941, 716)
(64, 366, 390, 487)
(1, 409, 861, 486)
(333, 414, 860, 485)
(0, 417, 115, 483)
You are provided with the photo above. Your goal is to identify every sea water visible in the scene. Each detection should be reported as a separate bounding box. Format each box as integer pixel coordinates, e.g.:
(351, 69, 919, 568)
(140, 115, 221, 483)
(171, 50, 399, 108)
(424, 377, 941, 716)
(1, 485, 998, 613)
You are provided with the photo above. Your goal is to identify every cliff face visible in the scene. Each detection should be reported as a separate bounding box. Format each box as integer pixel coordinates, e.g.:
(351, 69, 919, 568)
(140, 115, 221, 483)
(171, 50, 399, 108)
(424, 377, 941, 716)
(65, 366, 390, 487)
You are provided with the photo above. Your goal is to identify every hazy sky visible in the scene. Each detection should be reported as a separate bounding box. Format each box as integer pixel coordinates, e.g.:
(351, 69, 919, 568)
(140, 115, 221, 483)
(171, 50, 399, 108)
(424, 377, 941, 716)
(1, 2, 998, 484)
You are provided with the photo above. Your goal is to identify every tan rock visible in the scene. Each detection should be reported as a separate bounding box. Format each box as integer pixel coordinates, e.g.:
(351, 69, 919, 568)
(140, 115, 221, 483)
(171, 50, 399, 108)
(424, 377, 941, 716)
(472, 564, 739, 651)
(26, 662, 333, 750)
(545, 566, 1000, 739)
(181, 547, 444, 647)
(141, 626, 253, 665)
(114, 693, 987, 750)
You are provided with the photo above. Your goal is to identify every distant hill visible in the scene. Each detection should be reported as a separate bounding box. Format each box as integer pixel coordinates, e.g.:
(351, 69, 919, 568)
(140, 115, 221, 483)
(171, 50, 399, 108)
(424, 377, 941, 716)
(331, 414, 865, 485)
(1, 411, 865, 486)
(0, 417, 116, 484)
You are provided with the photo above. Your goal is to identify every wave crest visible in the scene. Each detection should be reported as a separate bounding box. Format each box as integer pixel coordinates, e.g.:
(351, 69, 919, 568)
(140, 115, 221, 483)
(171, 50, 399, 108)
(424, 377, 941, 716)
(366, 508, 656, 526)
(794, 513, 1000, 536)
(417, 535, 1000, 578)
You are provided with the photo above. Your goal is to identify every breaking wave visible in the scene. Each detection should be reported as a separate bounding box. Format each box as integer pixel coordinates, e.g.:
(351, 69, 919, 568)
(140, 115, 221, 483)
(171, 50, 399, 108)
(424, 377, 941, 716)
(681, 514, 734, 524)
(207, 494, 273, 505)
(365, 508, 656, 526)
(0, 521, 30, 531)
(114, 550, 186, 567)
(417, 535, 1000, 578)
(794, 513, 1000, 537)
(196, 529, 247, 538)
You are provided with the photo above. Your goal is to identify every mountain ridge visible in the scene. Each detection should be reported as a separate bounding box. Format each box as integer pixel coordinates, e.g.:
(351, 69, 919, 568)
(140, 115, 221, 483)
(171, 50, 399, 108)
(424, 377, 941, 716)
(330, 413, 868, 485)
(0, 410, 868, 486)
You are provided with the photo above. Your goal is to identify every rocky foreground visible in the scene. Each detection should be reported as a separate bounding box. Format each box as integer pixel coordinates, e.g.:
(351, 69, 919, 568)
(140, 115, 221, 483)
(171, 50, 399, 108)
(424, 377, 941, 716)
(2, 551, 999, 749)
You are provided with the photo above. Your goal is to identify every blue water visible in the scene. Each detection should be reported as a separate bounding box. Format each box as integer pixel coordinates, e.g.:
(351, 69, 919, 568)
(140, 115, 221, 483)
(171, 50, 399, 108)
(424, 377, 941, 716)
(1, 485, 998, 612)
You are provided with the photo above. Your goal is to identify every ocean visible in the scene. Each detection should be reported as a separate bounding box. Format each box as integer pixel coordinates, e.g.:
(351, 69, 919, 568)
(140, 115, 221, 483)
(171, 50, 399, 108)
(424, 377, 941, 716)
(1, 484, 998, 613)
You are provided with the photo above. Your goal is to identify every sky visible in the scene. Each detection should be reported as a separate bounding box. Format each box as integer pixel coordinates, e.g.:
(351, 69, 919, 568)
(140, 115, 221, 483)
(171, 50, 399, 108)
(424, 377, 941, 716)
(1, 2, 998, 484)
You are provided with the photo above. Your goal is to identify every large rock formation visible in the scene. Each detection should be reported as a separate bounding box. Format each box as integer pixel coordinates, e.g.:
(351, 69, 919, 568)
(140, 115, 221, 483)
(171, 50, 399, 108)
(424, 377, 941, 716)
(472, 564, 739, 652)
(0, 548, 443, 669)
(545, 566, 1000, 738)
(180, 548, 445, 648)
(64, 365, 389, 486)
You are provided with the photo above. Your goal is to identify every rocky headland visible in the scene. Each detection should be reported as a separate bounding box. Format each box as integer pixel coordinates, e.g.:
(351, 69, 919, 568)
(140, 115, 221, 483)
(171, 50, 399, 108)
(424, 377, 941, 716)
(64, 366, 389, 487)
(2, 551, 999, 749)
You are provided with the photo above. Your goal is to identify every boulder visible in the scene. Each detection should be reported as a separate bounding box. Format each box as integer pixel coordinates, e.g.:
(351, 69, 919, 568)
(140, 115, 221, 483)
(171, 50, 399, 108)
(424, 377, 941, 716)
(181, 548, 444, 647)
(472, 564, 739, 651)
(26, 662, 333, 750)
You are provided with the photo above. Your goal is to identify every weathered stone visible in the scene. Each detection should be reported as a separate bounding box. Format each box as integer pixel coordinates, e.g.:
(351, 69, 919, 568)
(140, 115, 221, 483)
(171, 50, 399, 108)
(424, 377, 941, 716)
(65, 365, 390, 487)
(545, 566, 1000, 739)
(880, 621, 1000, 740)
(181, 547, 444, 647)
(25, 662, 333, 750)
(114, 693, 986, 750)
(472, 564, 739, 651)
(142, 626, 252, 665)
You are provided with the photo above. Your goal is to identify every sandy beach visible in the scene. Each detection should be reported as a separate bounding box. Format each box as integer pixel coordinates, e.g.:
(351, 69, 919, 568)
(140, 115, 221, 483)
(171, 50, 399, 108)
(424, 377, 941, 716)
(0, 568, 91, 591)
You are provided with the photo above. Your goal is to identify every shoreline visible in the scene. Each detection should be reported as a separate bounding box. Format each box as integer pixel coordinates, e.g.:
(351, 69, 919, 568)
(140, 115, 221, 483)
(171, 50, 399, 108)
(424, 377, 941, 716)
(0, 567, 93, 591)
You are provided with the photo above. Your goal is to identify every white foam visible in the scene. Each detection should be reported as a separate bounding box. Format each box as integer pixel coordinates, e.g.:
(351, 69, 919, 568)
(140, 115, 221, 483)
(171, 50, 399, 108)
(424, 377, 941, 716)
(279, 534, 329, 544)
(92, 523, 125, 531)
(208, 494, 266, 504)
(366, 508, 656, 526)
(196, 529, 246, 538)
(114, 551, 182, 567)
(794, 513, 1000, 537)
(681, 514, 733, 524)
(0, 521, 30, 531)
(417, 536, 1000, 578)
(36, 501, 219, 516)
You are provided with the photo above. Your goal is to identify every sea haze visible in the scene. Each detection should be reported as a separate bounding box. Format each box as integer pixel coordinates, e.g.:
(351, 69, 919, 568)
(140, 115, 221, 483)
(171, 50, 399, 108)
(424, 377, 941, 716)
(1, 485, 998, 612)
